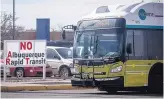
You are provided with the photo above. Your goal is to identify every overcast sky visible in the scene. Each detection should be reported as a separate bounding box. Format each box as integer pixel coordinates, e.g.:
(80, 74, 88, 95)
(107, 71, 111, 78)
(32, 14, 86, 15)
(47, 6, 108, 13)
(1, 0, 160, 30)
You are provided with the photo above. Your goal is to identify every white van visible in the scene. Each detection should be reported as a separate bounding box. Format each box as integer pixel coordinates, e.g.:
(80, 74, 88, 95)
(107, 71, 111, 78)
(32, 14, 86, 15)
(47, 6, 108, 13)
(46, 46, 73, 79)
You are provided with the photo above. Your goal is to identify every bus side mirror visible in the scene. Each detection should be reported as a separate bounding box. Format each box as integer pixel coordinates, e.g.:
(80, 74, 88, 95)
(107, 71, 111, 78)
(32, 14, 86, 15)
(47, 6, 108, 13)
(73, 26, 77, 31)
(73, 47, 76, 58)
(62, 30, 66, 40)
(126, 43, 132, 54)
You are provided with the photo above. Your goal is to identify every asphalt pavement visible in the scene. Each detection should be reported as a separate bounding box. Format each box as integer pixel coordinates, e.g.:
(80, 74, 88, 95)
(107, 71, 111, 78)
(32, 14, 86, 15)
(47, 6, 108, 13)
(1, 89, 163, 98)
(1, 77, 163, 98)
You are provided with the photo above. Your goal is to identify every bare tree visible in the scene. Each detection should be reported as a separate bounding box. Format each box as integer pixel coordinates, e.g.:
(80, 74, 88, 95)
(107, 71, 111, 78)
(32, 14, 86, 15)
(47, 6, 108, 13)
(57, 24, 64, 32)
(1, 12, 24, 41)
(57, 24, 66, 40)
(50, 27, 55, 32)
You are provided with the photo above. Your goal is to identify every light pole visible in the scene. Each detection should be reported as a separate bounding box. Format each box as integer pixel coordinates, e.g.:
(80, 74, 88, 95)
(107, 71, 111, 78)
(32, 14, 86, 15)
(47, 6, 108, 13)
(13, 0, 15, 40)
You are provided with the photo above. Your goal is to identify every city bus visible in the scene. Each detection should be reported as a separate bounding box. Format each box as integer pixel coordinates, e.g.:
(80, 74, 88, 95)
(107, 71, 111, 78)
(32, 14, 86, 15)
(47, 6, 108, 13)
(70, 2, 163, 94)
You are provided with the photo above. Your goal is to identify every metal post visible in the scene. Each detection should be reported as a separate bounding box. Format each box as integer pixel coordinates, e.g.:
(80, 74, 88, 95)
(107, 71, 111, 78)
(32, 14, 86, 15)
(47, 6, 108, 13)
(13, 0, 15, 40)
(3, 65, 6, 82)
(92, 61, 95, 86)
(43, 65, 46, 80)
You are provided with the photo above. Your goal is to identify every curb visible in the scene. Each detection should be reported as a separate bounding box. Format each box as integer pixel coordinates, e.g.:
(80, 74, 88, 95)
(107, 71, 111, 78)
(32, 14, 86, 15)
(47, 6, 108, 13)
(1, 85, 95, 92)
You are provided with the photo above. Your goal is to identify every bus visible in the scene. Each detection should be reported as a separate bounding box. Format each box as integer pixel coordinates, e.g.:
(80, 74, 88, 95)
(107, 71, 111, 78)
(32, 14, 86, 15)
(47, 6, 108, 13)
(70, 2, 163, 94)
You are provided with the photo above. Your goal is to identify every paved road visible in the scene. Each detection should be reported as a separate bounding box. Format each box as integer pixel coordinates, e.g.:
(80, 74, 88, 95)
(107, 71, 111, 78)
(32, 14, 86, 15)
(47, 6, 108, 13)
(1, 89, 163, 98)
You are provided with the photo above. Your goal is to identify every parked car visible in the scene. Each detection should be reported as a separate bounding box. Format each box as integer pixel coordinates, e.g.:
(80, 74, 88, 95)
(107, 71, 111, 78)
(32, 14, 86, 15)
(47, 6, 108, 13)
(0, 50, 53, 78)
(10, 65, 53, 78)
(0, 50, 11, 77)
(46, 46, 74, 79)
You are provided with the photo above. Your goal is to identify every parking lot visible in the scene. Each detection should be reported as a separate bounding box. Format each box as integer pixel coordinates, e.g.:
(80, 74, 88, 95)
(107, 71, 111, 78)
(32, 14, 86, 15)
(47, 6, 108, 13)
(2, 89, 163, 98)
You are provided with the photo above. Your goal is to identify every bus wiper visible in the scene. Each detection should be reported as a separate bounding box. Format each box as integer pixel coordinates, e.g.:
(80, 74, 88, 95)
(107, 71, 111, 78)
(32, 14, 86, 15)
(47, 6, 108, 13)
(93, 36, 99, 55)
(87, 22, 97, 28)
(83, 36, 98, 59)
(89, 36, 93, 52)
(76, 31, 83, 43)
(102, 52, 120, 62)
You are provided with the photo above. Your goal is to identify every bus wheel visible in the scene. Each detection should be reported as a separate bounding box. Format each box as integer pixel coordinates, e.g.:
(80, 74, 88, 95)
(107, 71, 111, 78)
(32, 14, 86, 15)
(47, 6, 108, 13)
(148, 65, 163, 94)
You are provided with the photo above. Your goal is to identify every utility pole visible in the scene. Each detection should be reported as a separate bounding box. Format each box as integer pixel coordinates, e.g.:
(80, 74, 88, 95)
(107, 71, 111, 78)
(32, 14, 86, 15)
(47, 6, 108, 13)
(13, 0, 15, 40)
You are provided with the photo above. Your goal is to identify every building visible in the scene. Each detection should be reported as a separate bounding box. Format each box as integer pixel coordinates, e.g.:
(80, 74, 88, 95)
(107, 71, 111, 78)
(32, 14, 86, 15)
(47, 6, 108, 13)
(12, 30, 75, 41)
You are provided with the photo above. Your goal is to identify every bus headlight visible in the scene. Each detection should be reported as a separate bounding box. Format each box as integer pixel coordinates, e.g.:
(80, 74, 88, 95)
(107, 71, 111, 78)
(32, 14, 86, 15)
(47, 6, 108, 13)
(111, 66, 122, 73)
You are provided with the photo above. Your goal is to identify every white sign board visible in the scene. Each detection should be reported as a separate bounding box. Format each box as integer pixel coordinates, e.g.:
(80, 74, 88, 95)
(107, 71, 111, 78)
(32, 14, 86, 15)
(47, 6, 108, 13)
(4, 40, 46, 67)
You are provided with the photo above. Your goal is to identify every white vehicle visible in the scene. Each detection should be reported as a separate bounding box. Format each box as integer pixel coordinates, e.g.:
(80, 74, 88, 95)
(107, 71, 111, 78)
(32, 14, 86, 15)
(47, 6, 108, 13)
(46, 46, 73, 79)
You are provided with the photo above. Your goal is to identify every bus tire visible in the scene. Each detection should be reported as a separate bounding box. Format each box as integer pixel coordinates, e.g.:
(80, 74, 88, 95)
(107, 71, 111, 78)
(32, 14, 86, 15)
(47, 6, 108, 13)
(148, 63, 163, 94)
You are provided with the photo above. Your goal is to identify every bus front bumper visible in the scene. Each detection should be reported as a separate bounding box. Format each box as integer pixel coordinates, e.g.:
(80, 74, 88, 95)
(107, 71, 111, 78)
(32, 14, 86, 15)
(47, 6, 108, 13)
(71, 76, 124, 87)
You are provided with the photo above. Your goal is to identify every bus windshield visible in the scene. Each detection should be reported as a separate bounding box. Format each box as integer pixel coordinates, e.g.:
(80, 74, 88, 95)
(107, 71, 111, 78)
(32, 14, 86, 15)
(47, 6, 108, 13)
(74, 29, 123, 59)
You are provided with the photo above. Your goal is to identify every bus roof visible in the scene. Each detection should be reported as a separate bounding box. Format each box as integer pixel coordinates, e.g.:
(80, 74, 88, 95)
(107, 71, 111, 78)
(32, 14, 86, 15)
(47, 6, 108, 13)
(80, 2, 163, 29)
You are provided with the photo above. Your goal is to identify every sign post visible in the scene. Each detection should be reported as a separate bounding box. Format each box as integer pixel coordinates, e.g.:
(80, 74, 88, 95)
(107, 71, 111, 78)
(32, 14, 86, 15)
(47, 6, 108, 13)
(43, 65, 46, 80)
(4, 40, 47, 80)
(3, 65, 6, 82)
